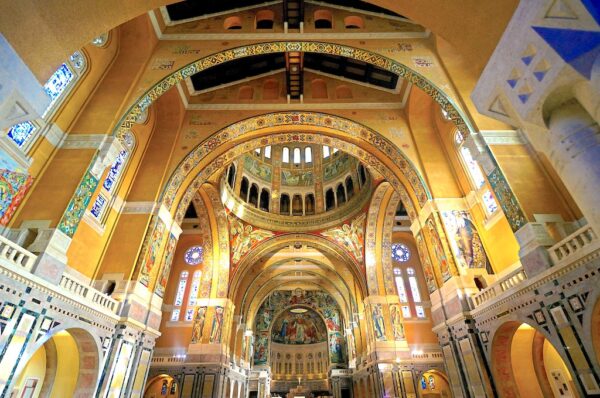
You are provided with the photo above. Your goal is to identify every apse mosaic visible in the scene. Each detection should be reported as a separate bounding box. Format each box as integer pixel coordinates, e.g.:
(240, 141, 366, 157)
(323, 153, 353, 181)
(254, 289, 346, 365)
(270, 308, 327, 345)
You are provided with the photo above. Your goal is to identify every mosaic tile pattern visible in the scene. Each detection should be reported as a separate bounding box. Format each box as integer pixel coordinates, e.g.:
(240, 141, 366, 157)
(57, 171, 99, 237)
(488, 167, 527, 232)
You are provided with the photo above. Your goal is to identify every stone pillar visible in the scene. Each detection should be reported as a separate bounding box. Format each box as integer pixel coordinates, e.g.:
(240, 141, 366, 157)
(514, 222, 555, 276)
(548, 99, 600, 234)
(431, 278, 495, 397)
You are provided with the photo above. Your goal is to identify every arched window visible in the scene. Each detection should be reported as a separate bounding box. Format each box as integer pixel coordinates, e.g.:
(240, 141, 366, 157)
(305, 147, 312, 163)
(454, 131, 499, 215)
(393, 268, 411, 318)
(5, 51, 86, 150)
(227, 164, 236, 188)
(185, 271, 202, 321)
(172, 271, 189, 320)
(90, 134, 135, 224)
(292, 194, 303, 215)
(305, 193, 315, 215)
(345, 176, 354, 199)
(344, 16, 364, 29)
(264, 145, 272, 159)
(358, 164, 367, 185)
(240, 177, 250, 201)
(260, 188, 270, 211)
(249, 184, 259, 207)
(280, 194, 290, 214)
(282, 147, 290, 163)
(336, 184, 346, 205)
(255, 10, 275, 29)
(407, 268, 425, 318)
(255, 147, 261, 156)
(224, 16, 242, 30)
(325, 189, 335, 210)
(314, 10, 333, 28)
(323, 145, 330, 158)
(293, 147, 301, 164)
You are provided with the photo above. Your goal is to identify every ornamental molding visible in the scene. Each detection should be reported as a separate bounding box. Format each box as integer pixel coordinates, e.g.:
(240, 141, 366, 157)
(481, 130, 525, 145)
(122, 201, 159, 215)
(61, 133, 107, 149)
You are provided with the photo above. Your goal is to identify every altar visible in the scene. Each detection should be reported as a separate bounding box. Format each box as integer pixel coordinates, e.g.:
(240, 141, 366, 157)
(286, 385, 311, 398)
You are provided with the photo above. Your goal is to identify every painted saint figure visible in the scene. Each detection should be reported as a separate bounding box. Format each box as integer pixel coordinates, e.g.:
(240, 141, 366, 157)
(389, 304, 405, 340)
(372, 304, 386, 341)
(191, 306, 207, 343)
(209, 306, 224, 343)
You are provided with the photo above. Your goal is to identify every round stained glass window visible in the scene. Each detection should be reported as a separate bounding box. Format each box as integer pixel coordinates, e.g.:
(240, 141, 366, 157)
(184, 246, 204, 265)
(391, 243, 410, 262)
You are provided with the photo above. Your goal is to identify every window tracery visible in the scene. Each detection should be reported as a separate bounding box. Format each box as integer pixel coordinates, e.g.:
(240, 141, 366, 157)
(391, 243, 410, 262)
(185, 246, 204, 265)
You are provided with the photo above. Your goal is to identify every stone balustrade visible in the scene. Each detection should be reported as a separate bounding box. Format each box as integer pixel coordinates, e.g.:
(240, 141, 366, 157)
(549, 224, 598, 265)
(0, 232, 37, 271)
(0, 233, 119, 314)
(471, 266, 527, 307)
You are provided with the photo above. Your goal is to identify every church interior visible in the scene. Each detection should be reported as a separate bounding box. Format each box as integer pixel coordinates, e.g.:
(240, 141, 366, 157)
(0, 1, 599, 397)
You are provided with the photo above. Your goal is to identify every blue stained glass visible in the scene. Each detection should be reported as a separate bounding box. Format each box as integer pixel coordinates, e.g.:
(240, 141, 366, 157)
(391, 243, 410, 262)
(103, 150, 127, 192)
(91, 195, 106, 218)
(43, 64, 74, 109)
(7, 122, 36, 147)
(185, 246, 204, 265)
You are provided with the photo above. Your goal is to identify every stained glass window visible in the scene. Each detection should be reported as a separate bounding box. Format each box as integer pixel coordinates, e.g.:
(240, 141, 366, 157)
(170, 309, 180, 321)
(333, 147, 339, 154)
(391, 243, 410, 262)
(394, 269, 408, 302)
(91, 195, 107, 218)
(305, 147, 312, 163)
(323, 146, 330, 158)
(282, 147, 290, 163)
(103, 150, 128, 192)
(255, 148, 261, 155)
(184, 246, 204, 265)
(293, 147, 301, 164)
(187, 271, 202, 306)
(407, 268, 421, 302)
(460, 146, 485, 188)
(184, 308, 195, 321)
(401, 305, 411, 318)
(43, 64, 74, 112)
(415, 305, 426, 318)
(482, 190, 499, 214)
(7, 122, 36, 148)
(174, 271, 189, 307)
(264, 145, 271, 159)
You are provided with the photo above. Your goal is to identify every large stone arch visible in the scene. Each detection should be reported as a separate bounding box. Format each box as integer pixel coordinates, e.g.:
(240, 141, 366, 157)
(229, 232, 368, 302)
(10, 326, 102, 397)
(364, 182, 401, 296)
(114, 41, 473, 143)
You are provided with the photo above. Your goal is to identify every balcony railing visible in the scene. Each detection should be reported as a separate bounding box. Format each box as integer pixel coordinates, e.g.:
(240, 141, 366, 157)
(0, 233, 37, 271)
(472, 225, 599, 309)
(0, 234, 119, 315)
(549, 224, 598, 264)
(471, 266, 527, 307)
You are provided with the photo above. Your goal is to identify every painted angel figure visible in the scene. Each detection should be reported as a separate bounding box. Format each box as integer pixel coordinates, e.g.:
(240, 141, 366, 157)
(229, 217, 273, 263)
(322, 213, 365, 261)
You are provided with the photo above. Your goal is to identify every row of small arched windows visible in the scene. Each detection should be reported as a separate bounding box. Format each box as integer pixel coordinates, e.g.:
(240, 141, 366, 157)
(222, 11, 365, 30)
